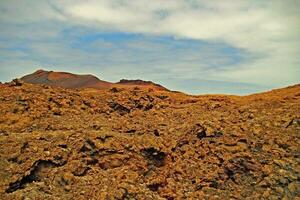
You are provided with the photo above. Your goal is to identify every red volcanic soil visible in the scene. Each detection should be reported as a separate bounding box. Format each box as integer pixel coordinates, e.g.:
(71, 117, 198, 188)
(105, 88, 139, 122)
(21, 70, 169, 91)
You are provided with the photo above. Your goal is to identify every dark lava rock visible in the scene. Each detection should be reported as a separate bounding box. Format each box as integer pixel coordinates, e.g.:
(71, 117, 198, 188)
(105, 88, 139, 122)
(141, 147, 166, 167)
(108, 102, 130, 115)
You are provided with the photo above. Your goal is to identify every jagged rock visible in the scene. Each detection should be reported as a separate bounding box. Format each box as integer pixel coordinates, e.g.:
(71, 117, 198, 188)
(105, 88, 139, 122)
(110, 87, 120, 93)
(0, 79, 299, 199)
(288, 182, 300, 195)
(108, 102, 130, 115)
(141, 147, 166, 167)
(9, 79, 24, 87)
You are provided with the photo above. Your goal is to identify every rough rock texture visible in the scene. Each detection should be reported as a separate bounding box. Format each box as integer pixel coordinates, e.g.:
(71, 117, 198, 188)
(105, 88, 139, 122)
(0, 81, 299, 199)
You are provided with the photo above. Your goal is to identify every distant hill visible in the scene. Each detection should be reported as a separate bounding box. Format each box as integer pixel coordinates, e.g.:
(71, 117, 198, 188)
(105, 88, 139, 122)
(20, 69, 169, 91)
(116, 79, 169, 91)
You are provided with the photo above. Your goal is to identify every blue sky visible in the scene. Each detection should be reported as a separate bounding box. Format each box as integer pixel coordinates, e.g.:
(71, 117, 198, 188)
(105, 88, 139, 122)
(0, 0, 299, 94)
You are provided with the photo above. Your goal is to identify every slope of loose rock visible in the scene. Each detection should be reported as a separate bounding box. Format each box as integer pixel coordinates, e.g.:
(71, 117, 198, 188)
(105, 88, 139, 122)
(0, 80, 299, 199)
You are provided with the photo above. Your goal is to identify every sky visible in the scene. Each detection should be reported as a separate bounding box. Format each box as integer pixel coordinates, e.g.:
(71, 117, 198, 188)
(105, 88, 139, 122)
(0, 0, 299, 95)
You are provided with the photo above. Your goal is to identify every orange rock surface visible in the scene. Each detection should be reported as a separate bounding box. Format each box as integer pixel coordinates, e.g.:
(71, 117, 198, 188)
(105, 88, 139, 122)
(0, 80, 299, 199)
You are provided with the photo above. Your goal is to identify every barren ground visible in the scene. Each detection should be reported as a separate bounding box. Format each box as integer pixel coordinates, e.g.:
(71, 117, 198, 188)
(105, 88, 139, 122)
(0, 80, 299, 199)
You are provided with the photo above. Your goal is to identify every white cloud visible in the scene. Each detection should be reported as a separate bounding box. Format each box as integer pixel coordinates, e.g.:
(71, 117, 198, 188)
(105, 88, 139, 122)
(54, 0, 300, 86)
(0, 0, 65, 23)
(0, 0, 299, 91)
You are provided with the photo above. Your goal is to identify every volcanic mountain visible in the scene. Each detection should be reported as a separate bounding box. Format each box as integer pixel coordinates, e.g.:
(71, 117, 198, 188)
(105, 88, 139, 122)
(21, 69, 169, 91)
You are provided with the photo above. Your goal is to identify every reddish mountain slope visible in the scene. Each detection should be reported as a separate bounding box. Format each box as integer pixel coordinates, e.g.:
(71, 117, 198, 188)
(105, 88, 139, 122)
(20, 70, 169, 91)
(21, 70, 113, 89)
(116, 79, 169, 91)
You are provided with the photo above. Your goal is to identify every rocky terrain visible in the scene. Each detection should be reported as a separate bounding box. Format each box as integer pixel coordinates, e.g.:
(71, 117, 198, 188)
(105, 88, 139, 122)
(0, 79, 299, 199)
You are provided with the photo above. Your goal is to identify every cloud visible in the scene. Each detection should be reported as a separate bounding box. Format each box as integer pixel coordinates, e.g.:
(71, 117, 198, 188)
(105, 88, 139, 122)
(60, 0, 300, 86)
(0, 0, 299, 94)
(0, 0, 64, 23)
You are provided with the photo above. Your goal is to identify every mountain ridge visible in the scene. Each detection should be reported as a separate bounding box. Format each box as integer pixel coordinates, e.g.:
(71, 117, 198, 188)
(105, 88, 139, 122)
(20, 69, 169, 91)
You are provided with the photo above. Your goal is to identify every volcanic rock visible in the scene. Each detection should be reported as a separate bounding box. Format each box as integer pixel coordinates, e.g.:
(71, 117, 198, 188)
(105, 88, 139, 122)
(0, 80, 299, 199)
